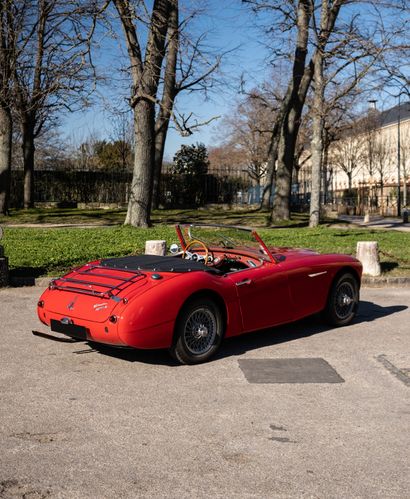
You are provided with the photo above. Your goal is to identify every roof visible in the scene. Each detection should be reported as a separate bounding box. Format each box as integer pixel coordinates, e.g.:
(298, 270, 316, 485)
(377, 101, 410, 127)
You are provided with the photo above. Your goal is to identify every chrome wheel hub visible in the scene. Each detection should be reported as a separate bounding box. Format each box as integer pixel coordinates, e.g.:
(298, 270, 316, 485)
(184, 308, 217, 355)
(195, 325, 209, 339)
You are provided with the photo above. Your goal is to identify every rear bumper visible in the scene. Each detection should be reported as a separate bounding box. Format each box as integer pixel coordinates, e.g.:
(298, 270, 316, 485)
(39, 310, 174, 350)
(40, 311, 126, 347)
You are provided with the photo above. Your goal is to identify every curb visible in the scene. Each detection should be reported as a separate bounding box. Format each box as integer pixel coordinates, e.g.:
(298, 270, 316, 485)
(361, 276, 410, 288)
(8, 275, 410, 289)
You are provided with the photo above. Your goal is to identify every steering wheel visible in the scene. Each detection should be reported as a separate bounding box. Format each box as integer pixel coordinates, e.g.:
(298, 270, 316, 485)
(182, 240, 210, 265)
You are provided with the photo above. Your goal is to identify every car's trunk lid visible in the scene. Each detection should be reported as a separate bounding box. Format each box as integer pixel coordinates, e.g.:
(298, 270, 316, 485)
(47, 263, 147, 323)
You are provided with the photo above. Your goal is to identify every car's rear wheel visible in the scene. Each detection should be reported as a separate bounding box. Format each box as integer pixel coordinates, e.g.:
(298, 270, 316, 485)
(170, 298, 224, 365)
(324, 272, 359, 326)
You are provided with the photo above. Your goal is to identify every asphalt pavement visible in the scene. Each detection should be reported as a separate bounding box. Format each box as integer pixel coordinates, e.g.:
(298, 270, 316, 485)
(0, 286, 409, 498)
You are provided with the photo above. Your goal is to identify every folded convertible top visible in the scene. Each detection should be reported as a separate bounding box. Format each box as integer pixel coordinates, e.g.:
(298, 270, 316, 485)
(100, 255, 220, 274)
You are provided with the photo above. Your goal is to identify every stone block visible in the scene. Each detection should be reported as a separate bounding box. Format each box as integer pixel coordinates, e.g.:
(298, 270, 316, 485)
(145, 240, 167, 256)
(356, 241, 381, 276)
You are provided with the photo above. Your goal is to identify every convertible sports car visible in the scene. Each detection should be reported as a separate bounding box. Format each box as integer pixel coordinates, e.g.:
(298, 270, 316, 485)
(37, 224, 362, 364)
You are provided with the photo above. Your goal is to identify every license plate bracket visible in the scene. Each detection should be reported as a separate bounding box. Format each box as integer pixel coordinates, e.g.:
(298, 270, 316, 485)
(50, 319, 88, 340)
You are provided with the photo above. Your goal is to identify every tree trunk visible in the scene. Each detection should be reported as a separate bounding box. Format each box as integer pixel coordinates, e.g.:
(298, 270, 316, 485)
(322, 131, 330, 203)
(261, 123, 280, 210)
(271, 0, 312, 221)
(0, 106, 12, 215)
(152, 124, 169, 209)
(309, 49, 324, 227)
(125, 100, 155, 227)
(260, 155, 276, 209)
(22, 119, 35, 209)
(272, 131, 292, 220)
(152, 1, 178, 210)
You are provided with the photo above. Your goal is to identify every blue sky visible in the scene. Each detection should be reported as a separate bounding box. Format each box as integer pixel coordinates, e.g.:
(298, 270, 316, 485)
(61, 0, 272, 159)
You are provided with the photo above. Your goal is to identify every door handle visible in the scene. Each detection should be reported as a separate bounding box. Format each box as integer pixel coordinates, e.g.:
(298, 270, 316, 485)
(236, 278, 252, 286)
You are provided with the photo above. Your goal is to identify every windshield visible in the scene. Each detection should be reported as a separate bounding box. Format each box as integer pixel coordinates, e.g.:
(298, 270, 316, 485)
(177, 224, 273, 262)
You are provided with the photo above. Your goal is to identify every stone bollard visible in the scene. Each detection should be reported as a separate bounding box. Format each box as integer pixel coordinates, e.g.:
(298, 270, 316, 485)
(363, 212, 370, 224)
(145, 240, 167, 256)
(356, 241, 381, 276)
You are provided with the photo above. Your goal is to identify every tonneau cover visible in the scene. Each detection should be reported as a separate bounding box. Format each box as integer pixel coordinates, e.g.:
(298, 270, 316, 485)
(101, 255, 220, 274)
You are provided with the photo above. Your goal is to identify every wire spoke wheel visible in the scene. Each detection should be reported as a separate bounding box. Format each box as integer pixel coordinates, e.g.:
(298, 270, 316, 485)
(334, 281, 356, 320)
(171, 298, 224, 364)
(324, 272, 359, 326)
(183, 308, 217, 355)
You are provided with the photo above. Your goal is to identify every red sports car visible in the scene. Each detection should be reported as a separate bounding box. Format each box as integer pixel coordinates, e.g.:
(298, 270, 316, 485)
(37, 224, 362, 364)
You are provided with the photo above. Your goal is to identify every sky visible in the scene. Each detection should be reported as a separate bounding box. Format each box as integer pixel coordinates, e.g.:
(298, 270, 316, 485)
(61, 0, 273, 160)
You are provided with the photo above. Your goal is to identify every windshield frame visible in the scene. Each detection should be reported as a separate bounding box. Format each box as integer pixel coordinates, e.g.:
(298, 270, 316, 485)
(175, 224, 275, 263)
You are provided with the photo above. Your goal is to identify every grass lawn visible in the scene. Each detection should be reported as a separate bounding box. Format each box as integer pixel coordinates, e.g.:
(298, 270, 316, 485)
(2, 222, 409, 278)
(0, 206, 312, 228)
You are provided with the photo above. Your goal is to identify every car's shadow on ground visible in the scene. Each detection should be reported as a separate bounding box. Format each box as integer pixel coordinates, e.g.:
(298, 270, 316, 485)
(82, 300, 408, 366)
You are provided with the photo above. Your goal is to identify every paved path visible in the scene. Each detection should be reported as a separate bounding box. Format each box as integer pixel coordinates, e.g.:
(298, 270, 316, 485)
(337, 214, 410, 232)
(1, 286, 409, 498)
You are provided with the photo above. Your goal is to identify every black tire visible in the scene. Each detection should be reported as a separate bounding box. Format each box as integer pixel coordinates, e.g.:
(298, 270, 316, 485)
(324, 272, 359, 326)
(170, 298, 224, 365)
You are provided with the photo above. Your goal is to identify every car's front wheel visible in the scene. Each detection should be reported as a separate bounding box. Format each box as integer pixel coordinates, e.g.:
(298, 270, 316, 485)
(170, 298, 224, 365)
(324, 272, 359, 326)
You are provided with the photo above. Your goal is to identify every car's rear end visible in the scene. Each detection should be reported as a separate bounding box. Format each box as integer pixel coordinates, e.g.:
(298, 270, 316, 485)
(37, 260, 151, 346)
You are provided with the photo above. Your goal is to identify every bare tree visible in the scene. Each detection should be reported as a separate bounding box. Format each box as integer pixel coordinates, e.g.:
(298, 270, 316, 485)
(331, 128, 364, 191)
(12, 0, 98, 208)
(373, 133, 392, 203)
(109, 109, 134, 171)
(221, 91, 276, 186)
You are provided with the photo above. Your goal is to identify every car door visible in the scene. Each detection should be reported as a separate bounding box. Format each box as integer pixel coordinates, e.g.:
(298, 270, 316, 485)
(280, 258, 331, 319)
(227, 263, 293, 333)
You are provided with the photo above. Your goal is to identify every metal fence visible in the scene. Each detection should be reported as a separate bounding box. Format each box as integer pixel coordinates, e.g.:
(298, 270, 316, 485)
(10, 170, 255, 209)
